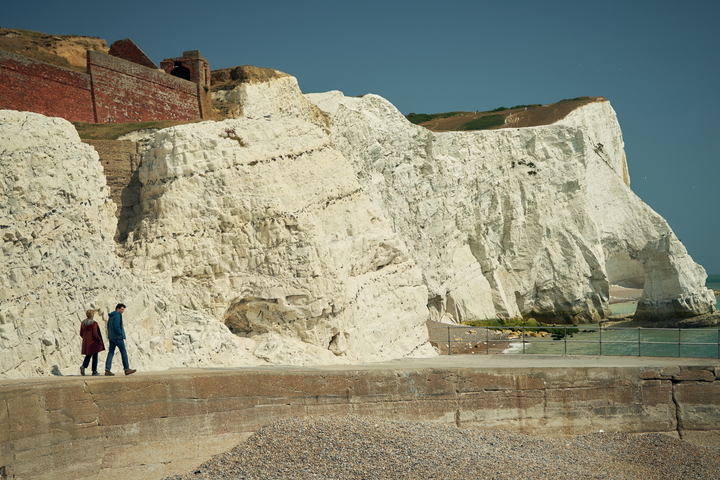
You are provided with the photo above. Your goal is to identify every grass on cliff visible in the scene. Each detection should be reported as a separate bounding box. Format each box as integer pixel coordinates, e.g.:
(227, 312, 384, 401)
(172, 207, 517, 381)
(407, 97, 603, 132)
(405, 111, 463, 125)
(462, 318, 580, 338)
(460, 114, 505, 130)
(73, 119, 200, 140)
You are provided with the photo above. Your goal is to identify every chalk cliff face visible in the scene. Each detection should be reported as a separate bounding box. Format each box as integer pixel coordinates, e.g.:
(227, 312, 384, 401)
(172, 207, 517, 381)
(127, 115, 432, 365)
(304, 90, 715, 323)
(0, 111, 257, 377)
(212, 73, 328, 127)
(0, 71, 714, 377)
(0, 105, 433, 378)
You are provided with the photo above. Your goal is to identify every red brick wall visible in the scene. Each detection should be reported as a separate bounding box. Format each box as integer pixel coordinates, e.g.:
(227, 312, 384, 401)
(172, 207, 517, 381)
(0, 49, 205, 124)
(87, 51, 202, 123)
(0, 50, 95, 122)
(108, 39, 158, 69)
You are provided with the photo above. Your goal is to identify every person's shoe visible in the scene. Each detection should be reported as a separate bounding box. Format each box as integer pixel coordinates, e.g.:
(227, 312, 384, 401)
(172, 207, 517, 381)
(105, 370, 115, 376)
(92, 371, 100, 376)
(124, 369, 137, 376)
(80, 366, 86, 376)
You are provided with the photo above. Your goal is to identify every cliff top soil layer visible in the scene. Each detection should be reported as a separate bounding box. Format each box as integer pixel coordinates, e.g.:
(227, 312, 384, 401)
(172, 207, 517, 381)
(0, 27, 108, 72)
(415, 96, 606, 132)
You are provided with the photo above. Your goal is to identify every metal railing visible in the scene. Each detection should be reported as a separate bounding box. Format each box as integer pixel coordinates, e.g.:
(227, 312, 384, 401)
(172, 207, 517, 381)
(429, 324, 720, 358)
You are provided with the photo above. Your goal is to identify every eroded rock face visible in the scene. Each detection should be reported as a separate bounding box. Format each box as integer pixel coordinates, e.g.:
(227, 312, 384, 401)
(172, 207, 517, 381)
(560, 104, 715, 321)
(212, 74, 328, 127)
(0, 111, 139, 376)
(635, 234, 716, 320)
(0, 107, 434, 378)
(128, 116, 432, 364)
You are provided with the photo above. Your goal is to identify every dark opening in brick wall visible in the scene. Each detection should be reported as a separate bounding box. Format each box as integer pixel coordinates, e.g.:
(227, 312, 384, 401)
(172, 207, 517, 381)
(171, 62, 191, 81)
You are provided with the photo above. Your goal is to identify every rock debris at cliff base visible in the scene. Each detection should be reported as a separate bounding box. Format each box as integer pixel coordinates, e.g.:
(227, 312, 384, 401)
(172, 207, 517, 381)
(166, 416, 720, 480)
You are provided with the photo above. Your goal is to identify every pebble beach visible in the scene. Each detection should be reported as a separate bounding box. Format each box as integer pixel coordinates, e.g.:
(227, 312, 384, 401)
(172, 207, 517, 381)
(165, 415, 720, 480)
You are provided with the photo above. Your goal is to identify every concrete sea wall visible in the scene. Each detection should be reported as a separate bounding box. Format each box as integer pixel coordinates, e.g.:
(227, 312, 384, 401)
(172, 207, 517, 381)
(1, 356, 719, 479)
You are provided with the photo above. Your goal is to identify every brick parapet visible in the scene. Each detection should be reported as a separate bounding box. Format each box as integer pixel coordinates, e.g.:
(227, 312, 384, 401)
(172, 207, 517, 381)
(0, 50, 94, 122)
(87, 50, 202, 123)
(82, 140, 141, 242)
(88, 51, 196, 94)
(0, 48, 207, 124)
(108, 38, 158, 69)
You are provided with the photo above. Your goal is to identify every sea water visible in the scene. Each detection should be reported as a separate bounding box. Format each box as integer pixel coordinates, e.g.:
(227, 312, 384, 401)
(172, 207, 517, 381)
(521, 326, 720, 358)
(708, 273, 720, 310)
(520, 274, 720, 358)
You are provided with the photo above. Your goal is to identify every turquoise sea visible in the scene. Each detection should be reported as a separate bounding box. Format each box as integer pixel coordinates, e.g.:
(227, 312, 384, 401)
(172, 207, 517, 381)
(519, 327, 720, 358)
(519, 274, 720, 358)
(708, 274, 720, 308)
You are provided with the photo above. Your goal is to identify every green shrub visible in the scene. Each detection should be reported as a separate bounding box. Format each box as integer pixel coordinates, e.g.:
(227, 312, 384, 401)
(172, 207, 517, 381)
(462, 317, 526, 327)
(510, 104, 541, 110)
(405, 111, 463, 125)
(460, 114, 505, 131)
(558, 97, 586, 103)
(406, 113, 435, 124)
(544, 327, 580, 338)
(461, 318, 579, 337)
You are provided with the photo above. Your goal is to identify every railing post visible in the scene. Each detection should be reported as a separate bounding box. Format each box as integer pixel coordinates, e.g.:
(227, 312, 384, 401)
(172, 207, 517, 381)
(447, 326, 451, 355)
(434, 325, 718, 359)
(486, 327, 489, 355)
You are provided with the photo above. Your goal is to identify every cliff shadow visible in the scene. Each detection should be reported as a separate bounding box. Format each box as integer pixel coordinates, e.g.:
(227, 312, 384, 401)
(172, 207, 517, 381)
(83, 139, 141, 243)
(116, 167, 141, 243)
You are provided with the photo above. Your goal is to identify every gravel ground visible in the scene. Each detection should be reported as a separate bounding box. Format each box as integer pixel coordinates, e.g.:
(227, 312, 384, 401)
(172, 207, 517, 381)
(165, 416, 720, 480)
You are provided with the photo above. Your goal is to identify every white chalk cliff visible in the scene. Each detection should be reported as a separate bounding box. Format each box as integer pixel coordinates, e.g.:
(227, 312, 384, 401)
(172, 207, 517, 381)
(306, 91, 715, 324)
(0, 72, 714, 378)
(0, 102, 433, 378)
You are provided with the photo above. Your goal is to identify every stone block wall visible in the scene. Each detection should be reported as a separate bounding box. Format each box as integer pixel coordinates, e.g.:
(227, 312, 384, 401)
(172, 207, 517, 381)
(0, 50, 95, 122)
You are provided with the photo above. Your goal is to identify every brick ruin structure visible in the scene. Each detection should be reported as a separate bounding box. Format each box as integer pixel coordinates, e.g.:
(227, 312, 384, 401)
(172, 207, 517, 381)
(0, 39, 212, 123)
(161, 50, 212, 121)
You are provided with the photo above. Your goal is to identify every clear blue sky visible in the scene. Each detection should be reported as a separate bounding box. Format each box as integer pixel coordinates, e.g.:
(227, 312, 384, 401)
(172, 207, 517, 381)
(5, 0, 719, 273)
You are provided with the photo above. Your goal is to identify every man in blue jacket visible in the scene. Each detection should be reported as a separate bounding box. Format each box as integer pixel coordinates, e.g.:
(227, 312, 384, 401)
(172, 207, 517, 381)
(105, 303, 137, 376)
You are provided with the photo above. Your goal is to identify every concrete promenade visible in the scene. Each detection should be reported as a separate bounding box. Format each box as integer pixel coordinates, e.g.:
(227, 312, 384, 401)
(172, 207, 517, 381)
(5, 353, 718, 385)
(2, 354, 720, 480)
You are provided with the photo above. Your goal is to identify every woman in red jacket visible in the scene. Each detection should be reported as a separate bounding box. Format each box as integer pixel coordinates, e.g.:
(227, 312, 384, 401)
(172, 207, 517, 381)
(80, 309, 105, 376)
